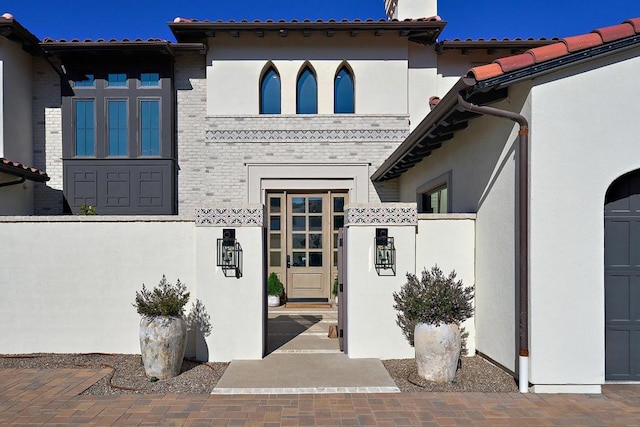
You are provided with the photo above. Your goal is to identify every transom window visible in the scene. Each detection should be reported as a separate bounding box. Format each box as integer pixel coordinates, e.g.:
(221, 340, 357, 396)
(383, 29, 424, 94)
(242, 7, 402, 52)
(334, 66, 354, 114)
(140, 73, 160, 87)
(107, 73, 127, 87)
(297, 66, 317, 114)
(74, 74, 94, 87)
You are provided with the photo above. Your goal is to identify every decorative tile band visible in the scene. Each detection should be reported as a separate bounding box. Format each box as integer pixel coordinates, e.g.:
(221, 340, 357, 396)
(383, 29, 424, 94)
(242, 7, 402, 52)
(195, 206, 264, 227)
(345, 205, 418, 226)
(205, 129, 408, 143)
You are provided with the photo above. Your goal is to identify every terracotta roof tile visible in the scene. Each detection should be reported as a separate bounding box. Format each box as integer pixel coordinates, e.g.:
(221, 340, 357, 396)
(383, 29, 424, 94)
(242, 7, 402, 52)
(625, 18, 640, 32)
(562, 33, 603, 52)
(466, 16, 640, 83)
(494, 52, 536, 72)
(467, 63, 504, 81)
(528, 42, 569, 62)
(593, 22, 635, 42)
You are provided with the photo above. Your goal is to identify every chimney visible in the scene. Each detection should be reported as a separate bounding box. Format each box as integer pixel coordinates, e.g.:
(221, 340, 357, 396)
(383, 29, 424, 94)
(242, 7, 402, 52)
(385, 0, 437, 20)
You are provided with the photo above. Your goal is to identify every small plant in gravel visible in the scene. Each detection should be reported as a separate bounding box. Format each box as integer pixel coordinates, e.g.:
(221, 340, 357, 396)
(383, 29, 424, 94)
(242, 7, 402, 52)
(133, 275, 190, 317)
(393, 265, 474, 346)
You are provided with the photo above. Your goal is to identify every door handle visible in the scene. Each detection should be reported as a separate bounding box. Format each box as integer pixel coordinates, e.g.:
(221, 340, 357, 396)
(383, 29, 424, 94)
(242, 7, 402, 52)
(286, 255, 291, 268)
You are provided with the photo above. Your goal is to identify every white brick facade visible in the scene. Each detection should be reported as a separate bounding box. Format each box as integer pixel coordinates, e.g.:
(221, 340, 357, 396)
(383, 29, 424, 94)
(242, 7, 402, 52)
(32, 58, 63, 215)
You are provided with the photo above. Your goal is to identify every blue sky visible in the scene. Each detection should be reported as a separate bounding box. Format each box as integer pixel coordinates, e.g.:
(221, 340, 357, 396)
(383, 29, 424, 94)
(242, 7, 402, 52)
(3, 1, 640, 41)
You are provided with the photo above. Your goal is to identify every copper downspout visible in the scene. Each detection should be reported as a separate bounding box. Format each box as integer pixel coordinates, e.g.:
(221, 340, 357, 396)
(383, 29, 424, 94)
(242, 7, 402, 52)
(457, 92, 530, 392)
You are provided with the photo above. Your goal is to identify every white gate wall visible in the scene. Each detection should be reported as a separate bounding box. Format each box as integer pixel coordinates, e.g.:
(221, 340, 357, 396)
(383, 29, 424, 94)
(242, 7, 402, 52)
(344, 204, 476, 359)
(0, 214, 264, 361)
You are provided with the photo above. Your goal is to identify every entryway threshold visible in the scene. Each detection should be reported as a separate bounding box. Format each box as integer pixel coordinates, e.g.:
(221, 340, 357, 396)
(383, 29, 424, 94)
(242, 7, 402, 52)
(212, 353, 399, 394)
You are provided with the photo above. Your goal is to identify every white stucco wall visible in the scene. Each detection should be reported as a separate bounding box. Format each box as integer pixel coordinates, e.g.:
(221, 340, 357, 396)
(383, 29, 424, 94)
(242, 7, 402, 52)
(345, 223, 416, 359)
(0, 217, 264, 362)
(415, 214, 476, 355)
(397, 86, 531, 372)
(527, 47, 640, 389)
(0, 218, 196, 354)
(206, 33, 408, 117)
(195, 225, 264, 362)
(0, 37, 35, 215)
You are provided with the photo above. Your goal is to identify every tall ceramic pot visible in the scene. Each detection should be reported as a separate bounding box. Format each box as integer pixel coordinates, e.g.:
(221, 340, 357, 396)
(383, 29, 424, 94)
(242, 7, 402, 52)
(139, 315, 187, 379)
(414, 322, 461, 382)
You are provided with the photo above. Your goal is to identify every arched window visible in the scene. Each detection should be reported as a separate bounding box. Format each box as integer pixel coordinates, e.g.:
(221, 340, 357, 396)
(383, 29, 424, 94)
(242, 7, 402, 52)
(296, 66, 317, 114)
(260, 66, 281, 114)
(334, 66, 354, 114)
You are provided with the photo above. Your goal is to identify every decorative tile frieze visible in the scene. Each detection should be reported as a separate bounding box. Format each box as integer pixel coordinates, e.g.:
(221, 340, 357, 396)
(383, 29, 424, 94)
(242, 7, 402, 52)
(195, 205, 264, 227)
(345, 204, 417, 226)
(205, 128, 408, 143)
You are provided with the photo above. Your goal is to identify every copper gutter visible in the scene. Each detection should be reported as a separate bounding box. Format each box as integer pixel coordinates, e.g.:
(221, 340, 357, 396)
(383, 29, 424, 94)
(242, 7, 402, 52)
(456, 90, 530, 393)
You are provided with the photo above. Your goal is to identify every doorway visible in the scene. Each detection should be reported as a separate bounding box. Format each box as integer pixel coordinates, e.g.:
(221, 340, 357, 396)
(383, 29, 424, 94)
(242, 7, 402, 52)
(266, 191, 347, 302)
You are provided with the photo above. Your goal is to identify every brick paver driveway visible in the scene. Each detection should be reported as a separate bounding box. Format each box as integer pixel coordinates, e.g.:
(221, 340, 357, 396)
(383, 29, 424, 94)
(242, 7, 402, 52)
(1, 368, 640, 425)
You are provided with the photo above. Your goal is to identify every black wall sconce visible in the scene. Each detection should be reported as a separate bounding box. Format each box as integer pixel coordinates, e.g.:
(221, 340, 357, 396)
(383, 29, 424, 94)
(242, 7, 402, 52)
(375, 228, 396, 276)
(217, 228, 243, 278)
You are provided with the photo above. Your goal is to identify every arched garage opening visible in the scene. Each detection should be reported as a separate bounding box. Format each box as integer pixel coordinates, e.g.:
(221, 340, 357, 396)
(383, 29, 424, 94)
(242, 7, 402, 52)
(605, 169, 640, 381)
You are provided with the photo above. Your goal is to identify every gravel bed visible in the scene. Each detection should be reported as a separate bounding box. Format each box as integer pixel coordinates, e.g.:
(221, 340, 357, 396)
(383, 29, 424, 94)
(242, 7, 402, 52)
(383, 356, 518, 392)
(1, 353, 517, 394)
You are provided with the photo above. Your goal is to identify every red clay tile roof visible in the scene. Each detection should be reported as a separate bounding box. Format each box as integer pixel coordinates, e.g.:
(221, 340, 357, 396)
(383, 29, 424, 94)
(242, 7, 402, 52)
(468, 18, 640, 81)
(0, 158, 49, 182)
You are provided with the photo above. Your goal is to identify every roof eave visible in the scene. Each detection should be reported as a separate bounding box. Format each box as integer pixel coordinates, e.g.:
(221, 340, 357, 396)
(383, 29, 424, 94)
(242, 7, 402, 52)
(371, 78, 474, 182)
(169, 20, 446, 45)
(0, 162, 50, 183)
(0, 18, 42, 55)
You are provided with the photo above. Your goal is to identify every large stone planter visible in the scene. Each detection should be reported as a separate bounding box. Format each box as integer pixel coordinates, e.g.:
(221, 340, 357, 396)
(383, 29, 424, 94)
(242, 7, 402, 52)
(414, 322, 461, 382)
(139, 316, 187, 379)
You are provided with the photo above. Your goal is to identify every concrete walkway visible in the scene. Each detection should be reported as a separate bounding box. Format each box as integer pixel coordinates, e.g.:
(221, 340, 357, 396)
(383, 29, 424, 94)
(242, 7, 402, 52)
(214, 306, 400, 394)
(214, 353, 399, 394)
(2, 368, 640, 425)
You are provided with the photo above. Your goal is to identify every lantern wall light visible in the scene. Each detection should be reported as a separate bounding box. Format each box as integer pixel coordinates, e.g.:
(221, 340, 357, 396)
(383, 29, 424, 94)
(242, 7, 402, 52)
(374, 227, 395, 276)
(217, 228, 243, 278)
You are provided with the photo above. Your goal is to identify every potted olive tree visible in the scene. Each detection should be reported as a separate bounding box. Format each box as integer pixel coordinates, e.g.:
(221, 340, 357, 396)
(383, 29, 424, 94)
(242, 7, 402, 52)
(133, 275, 190, 379)
(267, 272, 284, 307)
(393, 265, 474, 382)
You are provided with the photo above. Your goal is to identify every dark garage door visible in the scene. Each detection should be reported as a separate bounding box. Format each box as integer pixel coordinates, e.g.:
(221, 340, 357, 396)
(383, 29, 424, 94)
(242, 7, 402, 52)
(605, 169, 640, 380)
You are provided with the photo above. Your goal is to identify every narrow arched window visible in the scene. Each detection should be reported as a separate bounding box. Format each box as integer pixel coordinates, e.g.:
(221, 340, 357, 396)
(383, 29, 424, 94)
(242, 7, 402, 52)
(260, 67, 281, 114)
(334, 67, 354, 114)
(297, 66, 317, 114)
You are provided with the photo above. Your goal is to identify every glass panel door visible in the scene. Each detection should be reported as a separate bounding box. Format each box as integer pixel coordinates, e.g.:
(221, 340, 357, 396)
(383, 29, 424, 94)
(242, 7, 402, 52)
(287, 194, 329, 300)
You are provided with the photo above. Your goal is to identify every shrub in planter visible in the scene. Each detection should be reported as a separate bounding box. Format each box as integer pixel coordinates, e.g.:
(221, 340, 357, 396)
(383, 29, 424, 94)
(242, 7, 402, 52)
(267, 272, 284, 307)
(332, 276, 339, 304)
(134, 275, 190, 379)
(393, 265, 474, 382)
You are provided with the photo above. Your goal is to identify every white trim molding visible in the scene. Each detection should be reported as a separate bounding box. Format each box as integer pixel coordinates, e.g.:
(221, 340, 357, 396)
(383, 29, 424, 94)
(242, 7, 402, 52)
(247, 163, 370, 204)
